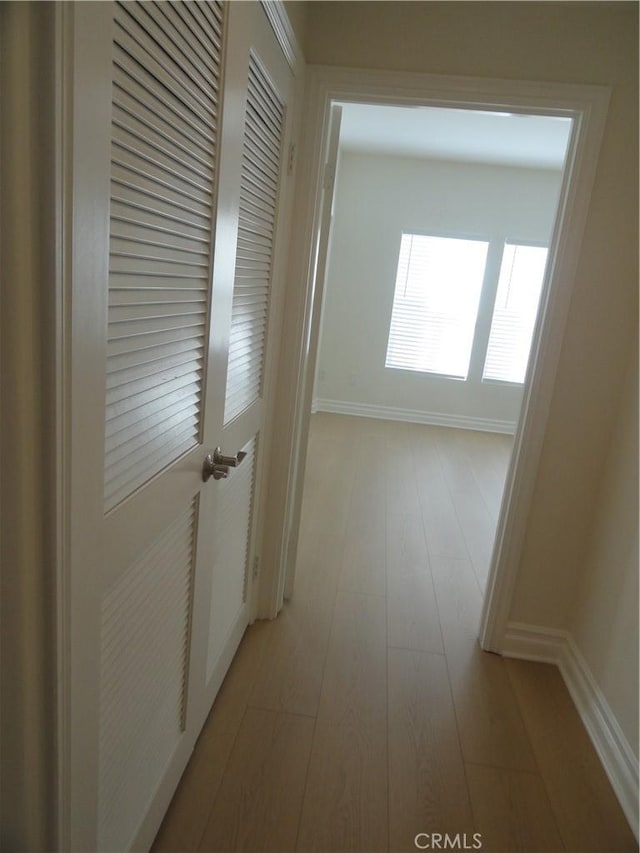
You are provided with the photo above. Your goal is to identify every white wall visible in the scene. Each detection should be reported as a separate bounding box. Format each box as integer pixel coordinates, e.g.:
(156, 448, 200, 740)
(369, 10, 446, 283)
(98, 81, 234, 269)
(570, 336, 639, 760)
(314, 151, 562, 430)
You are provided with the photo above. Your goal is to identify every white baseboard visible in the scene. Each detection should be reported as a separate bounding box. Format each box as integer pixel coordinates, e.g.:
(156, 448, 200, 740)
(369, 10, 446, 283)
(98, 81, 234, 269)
(312, 398, 516, 434)
(503, 622, 639, 840)
(502, 621, 567, 663)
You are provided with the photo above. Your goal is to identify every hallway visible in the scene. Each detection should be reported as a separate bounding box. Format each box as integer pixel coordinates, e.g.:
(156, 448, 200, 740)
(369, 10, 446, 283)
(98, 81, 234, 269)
(153, 414, 635, 853)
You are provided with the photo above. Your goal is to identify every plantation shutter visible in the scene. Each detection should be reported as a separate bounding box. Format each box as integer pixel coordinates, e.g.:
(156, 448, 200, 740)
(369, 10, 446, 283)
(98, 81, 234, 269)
(105, 0, 224, 511)
(223, 54, 285, 425)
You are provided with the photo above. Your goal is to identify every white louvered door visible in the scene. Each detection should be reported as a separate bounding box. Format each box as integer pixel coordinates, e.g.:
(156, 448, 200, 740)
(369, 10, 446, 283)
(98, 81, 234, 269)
(202, 4, 293, 698)
(67, 3, 293, 851)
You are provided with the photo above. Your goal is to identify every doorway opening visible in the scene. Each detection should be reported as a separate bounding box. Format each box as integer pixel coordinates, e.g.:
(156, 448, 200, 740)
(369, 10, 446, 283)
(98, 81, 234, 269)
(307, 101, 571, 598)
(274, 67, 609, 652)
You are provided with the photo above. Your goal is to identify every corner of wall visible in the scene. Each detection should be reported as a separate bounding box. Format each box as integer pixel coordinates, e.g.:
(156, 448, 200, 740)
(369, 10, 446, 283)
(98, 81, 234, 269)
(502, 622, 639, 840)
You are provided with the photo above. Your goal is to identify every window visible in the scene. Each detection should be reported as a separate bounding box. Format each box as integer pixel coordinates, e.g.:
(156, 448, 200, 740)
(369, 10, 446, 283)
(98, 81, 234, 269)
(483, 243, 548, 384)
(385, 233, 489, 379)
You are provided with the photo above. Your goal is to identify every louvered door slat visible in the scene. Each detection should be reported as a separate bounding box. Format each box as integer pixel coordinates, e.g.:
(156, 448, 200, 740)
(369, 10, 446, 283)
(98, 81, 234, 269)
(152, 4, 220, 79)
(106, 393, 200, 440)
(107, 325, 206, 360)
(106, 412, 199, 475)
(105, 0, 224, 512)
(105, 402, 200, 456)
(223, 55, 284, 424)
(124, 3, 219, 95)
(110, 197, 210, 240)
(98, 502, 197, 850)
(106, 346, 202, 386)
(110, 216, 211, 253)
(111, 139, 212, 201)
(114, 16, 217, 121)
(242, 158, 279, 200)
(111, 157, 212, 210)
(186, 0, 223, 46)
(243, 136, 280, 187)
(112, 96, 216, 176)
(105, 425, 199, 510)
(245, 120, 281, 169)
(107, 338, 200, 375)
(163, 5, 221, 77)
(111, 236, 210, 263)
(246, 82, 282, 137)
(106, 372, 202, 427)
(117, 3, 220, 99)
(239, 192, 276, 223)
(113, 58, 215, 150)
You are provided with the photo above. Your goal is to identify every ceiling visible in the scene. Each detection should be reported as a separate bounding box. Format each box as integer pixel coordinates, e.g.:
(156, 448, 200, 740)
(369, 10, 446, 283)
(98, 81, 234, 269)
(338, 103, 572, 170)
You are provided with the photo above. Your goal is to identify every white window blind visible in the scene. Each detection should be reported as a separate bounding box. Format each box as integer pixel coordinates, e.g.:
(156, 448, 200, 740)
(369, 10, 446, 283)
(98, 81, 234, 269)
(385, 234, 489, 379)
(483, 243, 548, 384)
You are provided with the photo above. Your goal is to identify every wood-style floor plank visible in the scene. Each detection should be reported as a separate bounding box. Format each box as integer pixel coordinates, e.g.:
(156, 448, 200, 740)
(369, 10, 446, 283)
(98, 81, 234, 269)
(386, 428, 443, 654)
(434, 427, 499, 589)
(387, 569, 444, 654)
(249, 432, 355, 717)
(430, 554, 483, 658)
(388, 648, 474, 849)
(152, 622, 273, 853)
(446, 644, 538, 772)
(506, 659, 638, 852)
(408, 424, 469, 561)
(198, 709, 314, 853)
(466, 763, 564, 853)
(338, 434, 387, 597)
(296, 592, 388, 853)
(455, 429, 512, 523)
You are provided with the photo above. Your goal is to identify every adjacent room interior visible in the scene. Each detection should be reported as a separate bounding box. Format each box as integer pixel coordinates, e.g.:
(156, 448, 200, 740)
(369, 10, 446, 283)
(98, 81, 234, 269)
(311, 102, 571, 588)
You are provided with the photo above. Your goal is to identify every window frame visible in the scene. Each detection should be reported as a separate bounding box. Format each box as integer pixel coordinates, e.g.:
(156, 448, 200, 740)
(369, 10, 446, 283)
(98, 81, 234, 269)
(384, 227, 494, 381)
(480, 238, 550, 387)
(384, 229, 549, 388)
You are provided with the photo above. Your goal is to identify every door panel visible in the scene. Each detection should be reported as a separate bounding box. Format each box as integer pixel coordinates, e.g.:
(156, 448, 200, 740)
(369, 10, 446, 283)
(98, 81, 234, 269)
(197, 2, 293, 711)
(105, 0, 224, 512)
(68, 2, 293, 849)
(98, 501, 196, 851)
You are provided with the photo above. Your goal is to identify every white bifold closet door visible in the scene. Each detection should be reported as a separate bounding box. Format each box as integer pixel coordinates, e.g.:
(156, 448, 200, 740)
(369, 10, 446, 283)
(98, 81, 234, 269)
(67, 2, 293, 851)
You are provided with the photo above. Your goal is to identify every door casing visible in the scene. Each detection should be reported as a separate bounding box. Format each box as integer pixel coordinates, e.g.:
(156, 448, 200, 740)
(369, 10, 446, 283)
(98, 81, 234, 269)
(274, 65, 610, 650)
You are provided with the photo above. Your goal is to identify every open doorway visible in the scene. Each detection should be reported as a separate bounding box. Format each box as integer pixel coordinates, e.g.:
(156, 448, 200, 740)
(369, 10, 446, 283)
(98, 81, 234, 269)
(308, 102, 571, 594)
(274, 68, 608, 652)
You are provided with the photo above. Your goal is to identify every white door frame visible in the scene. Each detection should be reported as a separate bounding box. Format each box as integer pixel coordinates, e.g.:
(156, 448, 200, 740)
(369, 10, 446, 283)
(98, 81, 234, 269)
(275, 65, 609, 651)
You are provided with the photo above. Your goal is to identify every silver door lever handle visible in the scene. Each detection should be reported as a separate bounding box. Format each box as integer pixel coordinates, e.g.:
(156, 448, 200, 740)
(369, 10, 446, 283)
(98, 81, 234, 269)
(202, 447, 247, 482)
(213, 447, 247, 467)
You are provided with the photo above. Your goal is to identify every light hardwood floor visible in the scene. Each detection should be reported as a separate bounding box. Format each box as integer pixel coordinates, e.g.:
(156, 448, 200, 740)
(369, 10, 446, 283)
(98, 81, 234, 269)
(153, 414, 637, 853)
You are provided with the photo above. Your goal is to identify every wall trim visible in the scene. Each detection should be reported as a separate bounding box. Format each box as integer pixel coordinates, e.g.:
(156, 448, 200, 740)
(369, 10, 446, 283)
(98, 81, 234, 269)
(313, 398, 516, 434)
(502, 621, 566, 663)
(503, 622, 639, 840)
(260, 0, 303, 75)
